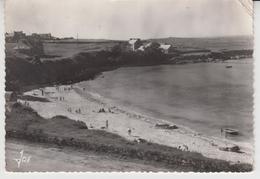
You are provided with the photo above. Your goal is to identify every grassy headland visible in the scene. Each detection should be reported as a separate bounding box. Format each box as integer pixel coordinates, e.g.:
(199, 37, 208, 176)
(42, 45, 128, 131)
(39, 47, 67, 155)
(5, 37, 254, 171)
(6, 39, 253, 92)
(5, 102, 253, 172)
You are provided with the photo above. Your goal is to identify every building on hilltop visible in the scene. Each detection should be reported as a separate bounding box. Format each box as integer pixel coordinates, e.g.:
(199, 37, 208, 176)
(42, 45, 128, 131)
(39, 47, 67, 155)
(13, 31, 26, 42)
(136, 42, 153, 51)
(5, 32, 14, 42)
(31, 33, 55, 40)
(5, 31, 26, 42)
(128, 38, 142, 51)
(127, 39, 176, 54)
(159, 44, 172, 54)
(14, 39, 32, 51)
(38, 33, 52, 40)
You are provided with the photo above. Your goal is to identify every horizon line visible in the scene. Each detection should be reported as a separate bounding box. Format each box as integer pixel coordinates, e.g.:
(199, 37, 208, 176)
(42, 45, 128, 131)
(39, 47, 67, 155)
(5, 30, 253, 41)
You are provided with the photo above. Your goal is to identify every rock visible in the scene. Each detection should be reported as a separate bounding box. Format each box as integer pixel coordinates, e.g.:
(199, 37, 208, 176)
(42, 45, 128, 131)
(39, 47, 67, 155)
(230, 145, 241, 152)
(134, 138, 147, 143)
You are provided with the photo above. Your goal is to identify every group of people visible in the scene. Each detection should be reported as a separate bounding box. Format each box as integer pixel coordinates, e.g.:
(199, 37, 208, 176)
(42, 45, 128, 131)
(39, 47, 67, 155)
(98, 107, 114, 113)
(67, 107, 81, 114)
(104, 120, 132, 136)
(75, 108, 81, 114)
(55, 85, 74, 93)
(54, 85, 135, 138)
(23, 101, 30, 107)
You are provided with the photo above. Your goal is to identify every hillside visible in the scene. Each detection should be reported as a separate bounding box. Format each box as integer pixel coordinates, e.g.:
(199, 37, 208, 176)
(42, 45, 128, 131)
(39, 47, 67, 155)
(5, 103, 252, 172)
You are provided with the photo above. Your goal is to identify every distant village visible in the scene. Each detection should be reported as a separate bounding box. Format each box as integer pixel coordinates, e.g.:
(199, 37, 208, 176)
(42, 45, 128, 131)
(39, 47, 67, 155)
(5, 31, 177, 55)
(5, 31, 252, 63)
(5, 31, 73, 42)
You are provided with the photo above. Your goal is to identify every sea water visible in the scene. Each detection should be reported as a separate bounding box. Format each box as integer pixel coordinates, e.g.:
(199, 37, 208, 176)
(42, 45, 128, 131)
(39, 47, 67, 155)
(79, 59, 254, 143)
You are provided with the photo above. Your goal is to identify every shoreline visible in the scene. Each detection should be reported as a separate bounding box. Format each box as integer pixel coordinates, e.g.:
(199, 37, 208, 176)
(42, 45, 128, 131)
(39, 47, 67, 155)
(5, 102, 252, 172)
(82, 60, 254, 144)
(19, 80, 254, 165)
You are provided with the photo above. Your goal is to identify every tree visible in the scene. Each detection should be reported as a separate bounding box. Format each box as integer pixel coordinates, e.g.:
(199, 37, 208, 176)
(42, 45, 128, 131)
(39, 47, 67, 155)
(111, 44, 122, 57)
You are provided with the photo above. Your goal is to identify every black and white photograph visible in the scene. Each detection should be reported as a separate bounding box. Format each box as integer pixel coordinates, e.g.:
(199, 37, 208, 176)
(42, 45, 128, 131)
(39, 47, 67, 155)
(3, 0, 255, 172)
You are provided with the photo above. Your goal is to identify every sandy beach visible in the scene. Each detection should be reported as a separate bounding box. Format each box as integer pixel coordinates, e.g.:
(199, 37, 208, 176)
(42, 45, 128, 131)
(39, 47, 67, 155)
(19, 84, 254, 164)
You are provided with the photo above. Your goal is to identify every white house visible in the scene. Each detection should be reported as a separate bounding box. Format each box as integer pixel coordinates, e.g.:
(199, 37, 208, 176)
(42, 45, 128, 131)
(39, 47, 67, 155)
(159, 44, 172, 54)
(137, 42, 152, 51)
(144, 42, 152, 48)
(128, 38, 141, 51)
(137, 45, 145, 51)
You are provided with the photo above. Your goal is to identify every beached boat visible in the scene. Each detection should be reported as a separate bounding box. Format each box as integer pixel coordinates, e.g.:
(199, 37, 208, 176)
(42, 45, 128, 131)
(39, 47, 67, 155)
(222, 128, 239, 135)
(155, 123, 178, 130)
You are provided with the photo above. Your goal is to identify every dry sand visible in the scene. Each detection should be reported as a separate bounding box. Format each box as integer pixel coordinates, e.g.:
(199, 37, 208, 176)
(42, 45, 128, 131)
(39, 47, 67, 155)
(19, 84, 254, 164)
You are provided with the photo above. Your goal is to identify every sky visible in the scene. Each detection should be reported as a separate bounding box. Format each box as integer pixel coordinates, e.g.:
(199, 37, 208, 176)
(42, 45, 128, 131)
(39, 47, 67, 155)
(5, 0, 253, 40)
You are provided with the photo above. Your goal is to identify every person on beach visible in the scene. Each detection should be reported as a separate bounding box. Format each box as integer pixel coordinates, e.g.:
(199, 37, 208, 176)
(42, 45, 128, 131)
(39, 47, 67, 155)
(24, 101, 30, 107)
(106, 120, 109, 129)
(128, 128, 131, 136)
(40, 89, 44, 96)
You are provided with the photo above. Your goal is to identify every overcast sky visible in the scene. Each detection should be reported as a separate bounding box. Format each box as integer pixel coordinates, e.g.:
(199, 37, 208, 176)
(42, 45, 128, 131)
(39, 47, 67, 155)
(5, 0, 253, 40)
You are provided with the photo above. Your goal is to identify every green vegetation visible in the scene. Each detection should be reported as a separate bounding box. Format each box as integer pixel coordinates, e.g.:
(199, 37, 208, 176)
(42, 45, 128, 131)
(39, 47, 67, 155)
(6, 103, 253, 172)
(5, 36, 253, 92)
(6, 44, 168, 91)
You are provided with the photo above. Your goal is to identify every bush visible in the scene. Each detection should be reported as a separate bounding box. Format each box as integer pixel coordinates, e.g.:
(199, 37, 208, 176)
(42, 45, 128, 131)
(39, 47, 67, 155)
(74, 120, 88, 129)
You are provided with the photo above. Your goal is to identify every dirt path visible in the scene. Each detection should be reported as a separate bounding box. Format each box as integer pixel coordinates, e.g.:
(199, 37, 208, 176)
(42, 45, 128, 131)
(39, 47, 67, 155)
(5, 139, 172, 172)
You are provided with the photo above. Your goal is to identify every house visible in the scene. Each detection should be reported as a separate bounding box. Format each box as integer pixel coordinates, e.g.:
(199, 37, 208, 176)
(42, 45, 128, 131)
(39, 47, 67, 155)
(14, 39, 32, 52)
(137, 45, 145, 51)
(39, 33, 52, 40)
(159, 44, 171, 54)
(31, 33, 54, 40)
(136, 42, 153, 51)
(144, 42, 152, 48)
(159, 44, 176, 54)
(5, 31, 26, 42)
(13, 31, 26, 42)
(128, 38, 142, 51)
(38, 33, 53, 40)
(5, 32, 14, 42)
